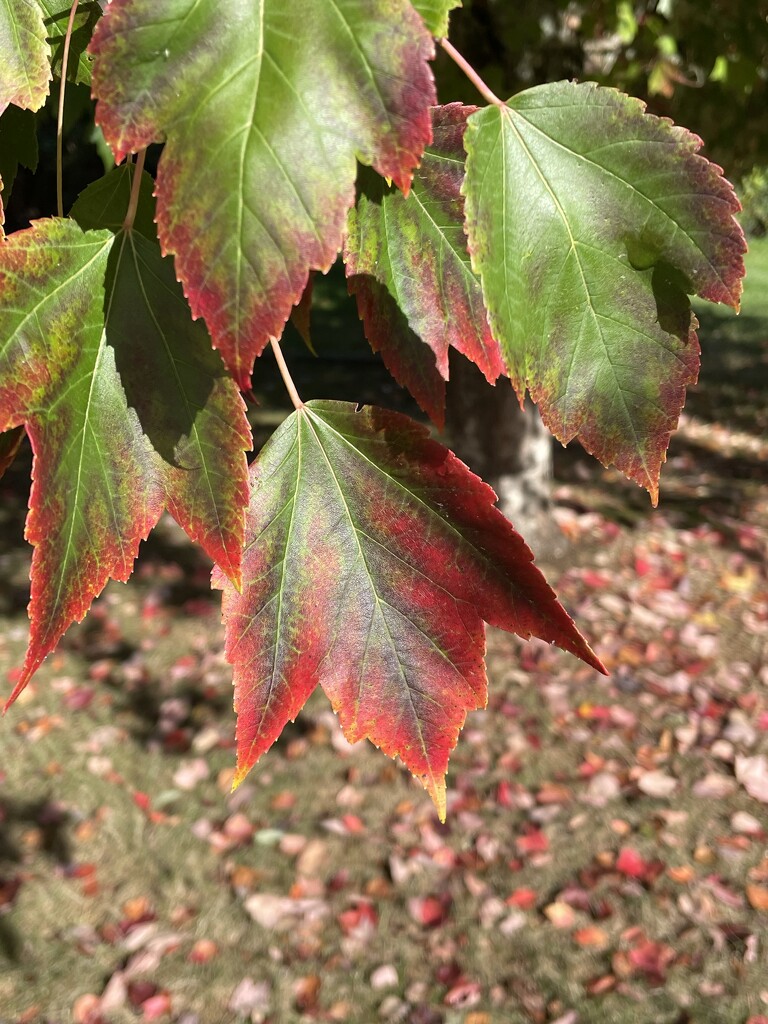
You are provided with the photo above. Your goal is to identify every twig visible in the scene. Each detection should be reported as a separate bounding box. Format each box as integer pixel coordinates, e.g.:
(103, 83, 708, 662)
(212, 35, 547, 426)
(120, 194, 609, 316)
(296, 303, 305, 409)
(439, 38, 505, 108)
(56, 0, 81, 218)
(270, 337, 304, 411)
(123, 148, 147, 230)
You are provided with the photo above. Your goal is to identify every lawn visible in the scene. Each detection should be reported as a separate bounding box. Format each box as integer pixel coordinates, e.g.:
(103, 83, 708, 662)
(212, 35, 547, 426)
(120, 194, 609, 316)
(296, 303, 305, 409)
(0, 241, 767, 1024)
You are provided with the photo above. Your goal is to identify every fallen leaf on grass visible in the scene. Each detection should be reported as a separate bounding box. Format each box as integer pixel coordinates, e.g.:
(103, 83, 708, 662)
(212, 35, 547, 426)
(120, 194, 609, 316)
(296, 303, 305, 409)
(408, 895, 451, 928)
(545, 902, 576, 928)
(228, 979, 271, 1017)
(244, 893, 328, 930)
(746, 884, 768, 912)
(637, 770, 678, 798)
(574, 926, 609, 948)
(736, 755, 768, 803)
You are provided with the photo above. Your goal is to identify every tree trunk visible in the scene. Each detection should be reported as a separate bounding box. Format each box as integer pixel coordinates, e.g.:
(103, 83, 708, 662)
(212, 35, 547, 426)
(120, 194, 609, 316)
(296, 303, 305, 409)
(445, 353, 556, 550)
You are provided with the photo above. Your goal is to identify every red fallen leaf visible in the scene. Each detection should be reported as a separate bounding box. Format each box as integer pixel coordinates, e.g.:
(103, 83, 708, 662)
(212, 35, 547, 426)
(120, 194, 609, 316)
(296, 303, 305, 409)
(338, 901, 378, 937)
(408, 895, 451, 928)
(627, 938, 676, 982)
(0, 876, 23, 908)
(516, 829, 549, 856)
(444, 981, 482, 1008)
(435, 962, 463, 987)
(141, 993, 172, 1021)
(132, 792, 151, 812)
(616, 847, 653, 880)
(131, 791, 169, 825)
(496, 781, 515, 807)
(127, 981, 158, 1009)
(506, 888, 538, 911)
(341, 814, 366, 834)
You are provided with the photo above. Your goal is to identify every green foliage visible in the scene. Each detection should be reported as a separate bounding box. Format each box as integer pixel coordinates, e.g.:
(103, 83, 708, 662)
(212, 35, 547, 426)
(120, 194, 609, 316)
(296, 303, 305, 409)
(739, 166, 768, 238)
(0, 0, 748, 812)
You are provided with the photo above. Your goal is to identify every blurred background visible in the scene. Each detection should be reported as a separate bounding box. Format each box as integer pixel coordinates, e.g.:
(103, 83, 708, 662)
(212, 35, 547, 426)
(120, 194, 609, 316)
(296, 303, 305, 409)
(1, 2, 768, 1022)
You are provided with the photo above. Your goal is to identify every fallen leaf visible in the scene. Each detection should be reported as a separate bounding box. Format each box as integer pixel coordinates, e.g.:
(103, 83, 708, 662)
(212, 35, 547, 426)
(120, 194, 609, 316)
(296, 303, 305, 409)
(574, 926, 609, 948)
(736, 755, 768, 803)
(637, 770, 678, 798)
(746, 885, 768, 912)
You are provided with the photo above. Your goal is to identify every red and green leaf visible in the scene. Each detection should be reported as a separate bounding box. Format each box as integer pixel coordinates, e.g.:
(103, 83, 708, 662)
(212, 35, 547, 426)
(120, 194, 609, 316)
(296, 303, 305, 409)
(90, 0, 437, 389)
(350, 273, 447, 427)
(214, 400, 604, 819)
(0, 220, 161, 700)
(345, 104, 504, 424)
(72, 166, 251, 585)
(0, 0, 50, 113)
(462, 81, 746, 503)
(1, 171, 250, 700)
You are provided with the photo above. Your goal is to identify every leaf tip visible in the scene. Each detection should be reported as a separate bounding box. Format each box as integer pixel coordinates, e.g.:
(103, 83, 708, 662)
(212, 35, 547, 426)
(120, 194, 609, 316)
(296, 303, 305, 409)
(422, 773, 447, 822)
(231, 763, 250, 792)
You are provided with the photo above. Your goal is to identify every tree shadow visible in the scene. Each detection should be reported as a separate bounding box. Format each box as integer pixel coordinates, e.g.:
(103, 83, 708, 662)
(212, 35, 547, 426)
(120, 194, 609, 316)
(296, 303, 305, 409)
(0, 797, 72, 866)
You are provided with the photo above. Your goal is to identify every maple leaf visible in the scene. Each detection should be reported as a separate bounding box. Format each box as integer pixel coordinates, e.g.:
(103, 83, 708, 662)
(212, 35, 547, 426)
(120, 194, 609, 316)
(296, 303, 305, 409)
(462, 81, 746, 503)
(0, 175, 249, 701)
(345, 104, 504, 426)
(90, 0, 436, 389)
(0, 105, 38, 205)
(214, 401, 604, 819)
(410, 0, 462, 38)
(37, 0, 101, 87)
(0, 0, 50, 113)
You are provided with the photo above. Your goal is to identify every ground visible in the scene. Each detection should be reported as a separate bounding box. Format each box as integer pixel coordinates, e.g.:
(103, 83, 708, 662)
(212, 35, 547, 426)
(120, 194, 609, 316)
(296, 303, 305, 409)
(0, 242, 767, 1024)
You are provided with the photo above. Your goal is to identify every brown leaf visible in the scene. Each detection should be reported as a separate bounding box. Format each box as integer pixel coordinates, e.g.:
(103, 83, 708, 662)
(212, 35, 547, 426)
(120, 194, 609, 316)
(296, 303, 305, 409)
(746, 884, 768, 912)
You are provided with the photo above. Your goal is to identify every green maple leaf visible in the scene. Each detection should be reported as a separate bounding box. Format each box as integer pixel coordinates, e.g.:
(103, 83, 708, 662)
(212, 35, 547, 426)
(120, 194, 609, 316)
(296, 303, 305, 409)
(0, 172, 250, 701)
(37, 0, 101, 86)
(410, 0, 461, 37)
(214, 401, 604, 819)
(90, 0, 437, 389)
(463, 81, 746, 502)
(0, 104, 38, 206)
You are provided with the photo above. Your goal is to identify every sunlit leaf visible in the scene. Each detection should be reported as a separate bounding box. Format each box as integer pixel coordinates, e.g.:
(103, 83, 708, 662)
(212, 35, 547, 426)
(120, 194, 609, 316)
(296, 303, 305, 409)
(463, 81, 746, 502)
(91, 0, 436, 388)
(214, 401, 604, 818)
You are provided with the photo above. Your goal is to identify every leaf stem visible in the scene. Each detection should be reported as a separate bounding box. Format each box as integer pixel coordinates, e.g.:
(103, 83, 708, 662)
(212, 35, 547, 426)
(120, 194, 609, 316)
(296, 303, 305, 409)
(439, 38, 505, 108)
(56, 0, 81, 218)
(123, 148, 147, 230)
(270, 338, 304, 411)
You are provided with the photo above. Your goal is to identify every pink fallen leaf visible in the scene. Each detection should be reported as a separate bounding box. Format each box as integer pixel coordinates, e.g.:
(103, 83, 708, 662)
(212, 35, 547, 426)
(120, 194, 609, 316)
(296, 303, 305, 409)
(408, 895, 451, 928)
(141, 993, 172, 1021)
(735, 755, 768, 803)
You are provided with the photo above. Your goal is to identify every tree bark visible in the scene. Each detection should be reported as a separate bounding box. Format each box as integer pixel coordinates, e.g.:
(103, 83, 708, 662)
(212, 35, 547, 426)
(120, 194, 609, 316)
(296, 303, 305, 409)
(445, 353, 555, 549)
